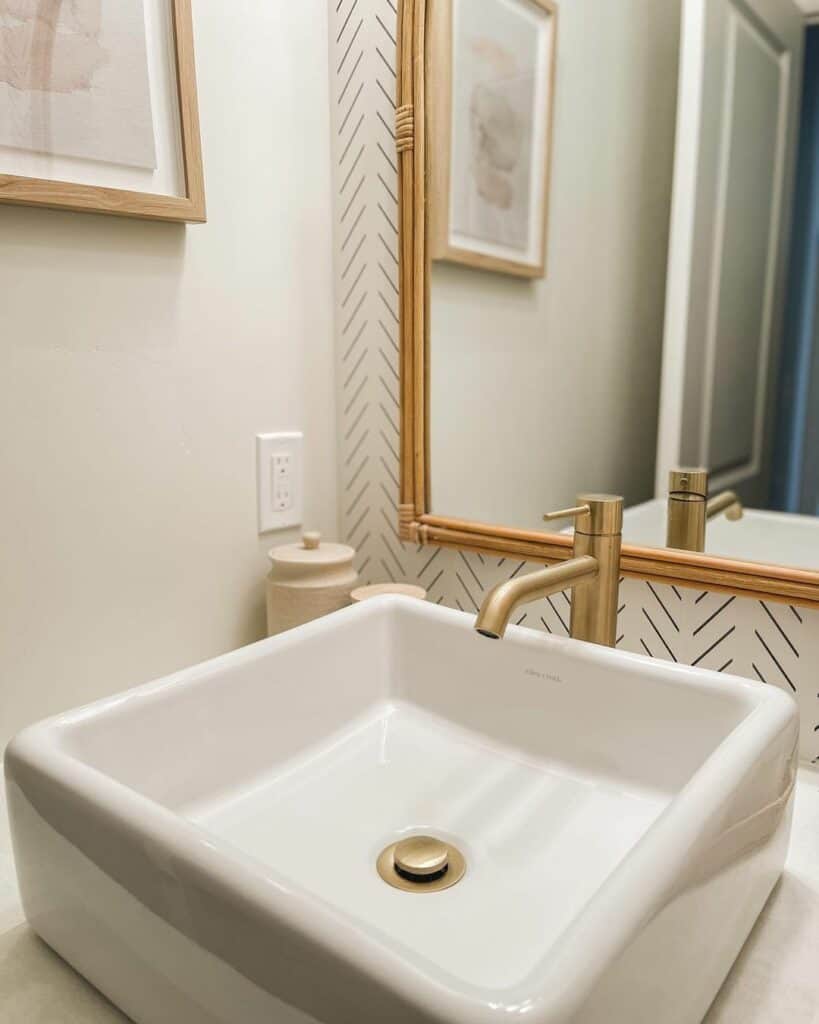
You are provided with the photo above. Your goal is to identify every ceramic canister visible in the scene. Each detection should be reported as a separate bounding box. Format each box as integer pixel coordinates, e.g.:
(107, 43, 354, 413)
(265, 532, 359, 636)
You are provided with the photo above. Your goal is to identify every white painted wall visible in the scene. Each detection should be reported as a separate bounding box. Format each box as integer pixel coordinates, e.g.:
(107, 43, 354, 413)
(430, 0, 682, 527)
(0, 1, 338, 748)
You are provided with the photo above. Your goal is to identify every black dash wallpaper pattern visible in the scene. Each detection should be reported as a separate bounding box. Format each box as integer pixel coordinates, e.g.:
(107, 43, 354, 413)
(327, 0, 819, 764)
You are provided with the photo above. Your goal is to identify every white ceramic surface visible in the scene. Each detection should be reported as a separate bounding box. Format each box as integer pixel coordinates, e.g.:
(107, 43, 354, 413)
(4, 597, 799, 1024)
(622, 498, 819, 568)
(4, 770, 819, 1024)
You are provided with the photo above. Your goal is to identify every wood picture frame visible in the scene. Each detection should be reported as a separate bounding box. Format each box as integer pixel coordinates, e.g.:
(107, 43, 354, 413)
(396, 0, 819, 610)
(0, 0, 205, 224)
(427, 0, 557, 279)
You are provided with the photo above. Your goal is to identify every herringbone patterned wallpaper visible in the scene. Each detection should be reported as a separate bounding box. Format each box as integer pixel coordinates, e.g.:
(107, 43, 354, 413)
(327, 0, 819, 764)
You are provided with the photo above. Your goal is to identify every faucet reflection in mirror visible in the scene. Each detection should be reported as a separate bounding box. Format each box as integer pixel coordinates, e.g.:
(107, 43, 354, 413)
(328, 0, 819, 763)
(667, 469, 745, 554)
(476, 495, 623, 646)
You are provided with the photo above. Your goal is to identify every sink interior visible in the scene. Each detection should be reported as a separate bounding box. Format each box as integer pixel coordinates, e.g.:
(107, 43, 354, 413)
(187, 700, 668, 991)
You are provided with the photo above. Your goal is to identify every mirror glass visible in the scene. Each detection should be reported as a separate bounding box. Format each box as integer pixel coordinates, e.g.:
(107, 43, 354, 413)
(426, 0, 819, 571)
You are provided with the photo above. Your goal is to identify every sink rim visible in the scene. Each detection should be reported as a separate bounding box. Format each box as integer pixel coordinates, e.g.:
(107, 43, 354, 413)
(5, 596, 799, 1023)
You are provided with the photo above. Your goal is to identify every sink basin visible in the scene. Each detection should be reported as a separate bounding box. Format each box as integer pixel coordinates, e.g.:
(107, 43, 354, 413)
(5, 596, 798, 1024)
(621, 497, 819, 569)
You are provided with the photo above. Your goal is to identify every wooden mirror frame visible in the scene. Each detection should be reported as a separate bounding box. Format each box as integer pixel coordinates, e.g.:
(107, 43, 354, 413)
(396, 0, 819, 610)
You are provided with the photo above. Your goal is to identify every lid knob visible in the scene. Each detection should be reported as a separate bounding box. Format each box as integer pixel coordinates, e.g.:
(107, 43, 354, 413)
(302, 532, 321, 550)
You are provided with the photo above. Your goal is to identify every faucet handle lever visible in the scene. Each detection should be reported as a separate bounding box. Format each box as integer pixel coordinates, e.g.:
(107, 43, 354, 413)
(543, 504, 591, 523)
(544, 495, 623, 536)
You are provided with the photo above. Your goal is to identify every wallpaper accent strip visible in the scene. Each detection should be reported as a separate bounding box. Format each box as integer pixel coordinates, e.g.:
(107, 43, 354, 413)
(327, 0, 819, 765)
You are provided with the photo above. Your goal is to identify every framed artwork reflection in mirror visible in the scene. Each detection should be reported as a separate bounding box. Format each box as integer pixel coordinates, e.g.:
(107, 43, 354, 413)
(428, 0, 557, 278)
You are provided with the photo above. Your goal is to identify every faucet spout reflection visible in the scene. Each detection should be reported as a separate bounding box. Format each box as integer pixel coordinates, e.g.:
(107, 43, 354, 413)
(707, 490, 744, 523)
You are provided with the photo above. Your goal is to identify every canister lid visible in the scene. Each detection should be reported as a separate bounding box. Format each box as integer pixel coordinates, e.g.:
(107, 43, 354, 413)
(268, 532, 356, 571)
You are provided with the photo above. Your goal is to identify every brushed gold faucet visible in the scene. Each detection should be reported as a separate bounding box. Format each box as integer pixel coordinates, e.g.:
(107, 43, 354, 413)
(666, 468, 743, 553)
(475, 494, 623, 647)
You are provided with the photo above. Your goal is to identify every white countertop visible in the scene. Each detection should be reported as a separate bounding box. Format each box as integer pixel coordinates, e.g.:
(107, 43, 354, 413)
(1, 767, 818, 1023)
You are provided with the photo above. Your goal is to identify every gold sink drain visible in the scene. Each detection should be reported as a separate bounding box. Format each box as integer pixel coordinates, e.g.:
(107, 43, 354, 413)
(377, 835, 466, 893)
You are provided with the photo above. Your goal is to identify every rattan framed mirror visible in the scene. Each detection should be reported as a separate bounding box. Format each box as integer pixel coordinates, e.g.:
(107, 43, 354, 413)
(396, 0, 819, 610)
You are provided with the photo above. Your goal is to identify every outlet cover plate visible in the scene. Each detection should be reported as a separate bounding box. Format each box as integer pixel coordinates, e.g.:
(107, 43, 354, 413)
(256, 432, 303, 532)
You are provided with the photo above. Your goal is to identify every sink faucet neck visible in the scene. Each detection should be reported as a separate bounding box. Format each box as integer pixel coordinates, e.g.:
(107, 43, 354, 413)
(475, 494, 623, 647)
(666, 468, 744, 553)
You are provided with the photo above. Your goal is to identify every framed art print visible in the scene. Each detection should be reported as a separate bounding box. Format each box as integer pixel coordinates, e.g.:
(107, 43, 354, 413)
(0, 0, 205, 222)
(428, 0, 557, 277)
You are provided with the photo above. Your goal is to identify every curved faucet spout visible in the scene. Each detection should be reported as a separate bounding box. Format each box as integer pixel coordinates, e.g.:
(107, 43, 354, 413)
(475, 556, 598, 640)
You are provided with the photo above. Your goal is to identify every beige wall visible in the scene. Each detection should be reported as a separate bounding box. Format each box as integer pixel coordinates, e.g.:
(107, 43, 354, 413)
(0, 1, 338, 748)
(429, 0, 682, 527)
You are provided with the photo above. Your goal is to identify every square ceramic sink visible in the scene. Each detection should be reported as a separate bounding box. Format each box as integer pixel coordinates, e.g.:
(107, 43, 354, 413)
(5, 597, 798, 1024)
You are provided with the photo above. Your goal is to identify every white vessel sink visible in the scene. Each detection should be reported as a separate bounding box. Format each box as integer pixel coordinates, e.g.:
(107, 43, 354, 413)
(5, 596, 798, 1024)
(621, 497, 819, 569)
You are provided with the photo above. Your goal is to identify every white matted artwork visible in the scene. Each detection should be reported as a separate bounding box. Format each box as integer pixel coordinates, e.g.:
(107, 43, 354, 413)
(0, 0, 204, 222)
(428, 0, 557, 278)
(0, 0, 157, 168)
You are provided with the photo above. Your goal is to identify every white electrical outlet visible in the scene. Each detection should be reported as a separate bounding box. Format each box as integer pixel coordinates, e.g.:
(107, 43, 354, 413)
(256, 432, 303, 532)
